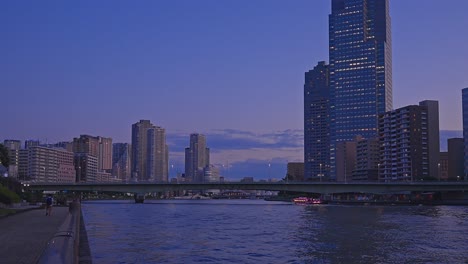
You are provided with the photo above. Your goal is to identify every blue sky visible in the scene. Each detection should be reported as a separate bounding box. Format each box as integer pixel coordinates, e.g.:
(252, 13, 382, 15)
(1, 1, 468, 180)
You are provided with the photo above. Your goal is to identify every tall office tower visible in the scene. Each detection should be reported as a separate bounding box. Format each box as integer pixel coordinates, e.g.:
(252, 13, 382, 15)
(98, 137, 113, 172)
(185, 134, 210, 182)
(329, 0, 392, 178)
(304, 61, 330, 181)
(462, 88, 468, 180)
(147, 126, 168, 182)
(419, 100, 440, 180)
(25, 140, 40, 149)
(378, 101, 439, 181)
(132, 120, 154, 181)
(447, 138, 464, 179)
(4, 140, 21, 179)
(112, 143, 131, 182)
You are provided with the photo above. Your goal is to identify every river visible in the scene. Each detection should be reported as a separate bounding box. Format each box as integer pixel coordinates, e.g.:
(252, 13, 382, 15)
(82, 200, 468, 263)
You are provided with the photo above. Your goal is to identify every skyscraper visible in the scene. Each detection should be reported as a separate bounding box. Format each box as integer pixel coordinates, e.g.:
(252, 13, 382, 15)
(131, 120, 154, 181)
(147, 126, 168, 182)
(304, 61, 330, 181)
(131, 120, 168, 182)
(462, 88, 468, 180)
(112, 143, 131, 182)
(185, 133, 210, 182)
(378, 101, 439, 181)
(329, 0, 392, 178)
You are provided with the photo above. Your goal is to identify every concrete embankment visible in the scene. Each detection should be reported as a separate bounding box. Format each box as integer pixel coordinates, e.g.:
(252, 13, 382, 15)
(0, 206, 69, 264)
(38, 202, 93, 264)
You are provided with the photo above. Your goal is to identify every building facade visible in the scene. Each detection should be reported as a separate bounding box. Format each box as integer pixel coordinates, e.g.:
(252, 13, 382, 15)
(112, 143, 131, 182)
(74, 153, 98, 182)
(147, 126, 169, 182)
(462, 88, 468, 180)
(131, 120, 168, 182)
(352, 137, 380, 181)
(286, 162, 305, 182)
(378, 101, 439, 181)
(185, 134, 210, 182)
(3, 140, 21, 179)
(304, 61, 330, 181)
(329, 0, 392, 178)
(447, 138, 464, 180)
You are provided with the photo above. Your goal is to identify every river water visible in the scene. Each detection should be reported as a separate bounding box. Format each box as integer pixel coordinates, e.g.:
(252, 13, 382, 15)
(82, 200, 468, 263)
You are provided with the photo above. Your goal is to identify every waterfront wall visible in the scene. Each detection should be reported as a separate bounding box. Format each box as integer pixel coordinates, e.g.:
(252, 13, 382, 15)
(37, 201, 91, 264)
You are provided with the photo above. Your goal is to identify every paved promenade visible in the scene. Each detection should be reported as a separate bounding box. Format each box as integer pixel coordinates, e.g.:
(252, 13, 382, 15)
(0, 206, 69, 264)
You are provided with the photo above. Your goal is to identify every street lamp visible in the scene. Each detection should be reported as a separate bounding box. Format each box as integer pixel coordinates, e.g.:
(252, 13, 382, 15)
(319, 163, 322, 182)
(377, 163, 380, 182)
(438, 163, 441, 181)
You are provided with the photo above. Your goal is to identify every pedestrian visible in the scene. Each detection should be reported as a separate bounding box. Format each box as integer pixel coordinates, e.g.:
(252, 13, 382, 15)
(45, 194, 53, 216)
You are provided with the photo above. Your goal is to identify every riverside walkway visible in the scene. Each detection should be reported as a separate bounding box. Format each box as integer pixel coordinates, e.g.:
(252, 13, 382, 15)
(0, 206, 69, 264)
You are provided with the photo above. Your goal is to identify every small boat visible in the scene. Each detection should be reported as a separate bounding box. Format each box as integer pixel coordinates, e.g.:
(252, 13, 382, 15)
(293, 197, 324, 205)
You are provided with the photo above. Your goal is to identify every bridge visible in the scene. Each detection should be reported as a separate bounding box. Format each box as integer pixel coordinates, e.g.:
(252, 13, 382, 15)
(28, 181, 468, 194)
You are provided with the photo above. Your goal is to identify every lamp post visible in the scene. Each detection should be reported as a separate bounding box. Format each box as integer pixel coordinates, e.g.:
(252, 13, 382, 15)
(438, 163, 441, 181)
(319, 163, 322, 182)
(377, 163, 380, 182)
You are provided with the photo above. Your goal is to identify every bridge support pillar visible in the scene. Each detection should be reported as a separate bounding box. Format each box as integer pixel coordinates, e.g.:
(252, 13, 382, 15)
(134, 193, 145, 203)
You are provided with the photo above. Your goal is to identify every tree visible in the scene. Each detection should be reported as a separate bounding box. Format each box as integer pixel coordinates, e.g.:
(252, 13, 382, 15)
(0, 144, 10, 168)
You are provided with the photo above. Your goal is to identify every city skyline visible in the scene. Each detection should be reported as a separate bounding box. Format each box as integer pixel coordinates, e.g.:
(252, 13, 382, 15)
(2, 1, 468, 179)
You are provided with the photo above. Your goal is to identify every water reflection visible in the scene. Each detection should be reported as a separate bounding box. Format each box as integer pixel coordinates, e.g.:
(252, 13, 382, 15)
(83, 201, 468, 264)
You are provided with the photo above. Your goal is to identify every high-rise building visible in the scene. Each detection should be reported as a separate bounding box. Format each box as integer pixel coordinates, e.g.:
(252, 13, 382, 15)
(74, 153, 98, 182)
(448, 138, 464, 180)
(25, 140, 40, 149)
(286, 162, 305, 182)
(462, 88, 468, 180)
(112, 143, 131, 182)
(73, 135, 112, 172)
(147, 127, 168, 182)
(329, 0, 392, 179)
(131, 120, 168, 182)
(3, 140, 21, 179)
(335, 140, 356, 182)
(419, 100, 440, 179)
(4, 140, 21, 151)
(131, 120, 154, 181)
(378, 101, 439, 181)
(185, 134, 210, 182)
(439, 152, 449, 180)
(98, 137, 113, 172)
(25, 146, 75, 183)
(304, 61, 330, 181)
(352, 137, 380, 181)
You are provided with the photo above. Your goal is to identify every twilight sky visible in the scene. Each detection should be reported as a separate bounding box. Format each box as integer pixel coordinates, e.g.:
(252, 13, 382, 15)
(1, 1, 467, 179)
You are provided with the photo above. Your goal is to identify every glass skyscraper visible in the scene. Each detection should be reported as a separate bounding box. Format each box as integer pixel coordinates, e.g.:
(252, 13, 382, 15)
(304, 61, 330, 180)
(329, 0, 392, 178)
(462, 88, 468, 180)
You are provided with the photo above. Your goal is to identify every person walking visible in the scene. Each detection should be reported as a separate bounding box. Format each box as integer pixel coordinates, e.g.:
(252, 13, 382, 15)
(45, 194, 53, 216)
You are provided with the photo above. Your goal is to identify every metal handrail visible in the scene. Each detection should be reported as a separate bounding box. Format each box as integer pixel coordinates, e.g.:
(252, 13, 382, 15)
(37, 201, 81, 264)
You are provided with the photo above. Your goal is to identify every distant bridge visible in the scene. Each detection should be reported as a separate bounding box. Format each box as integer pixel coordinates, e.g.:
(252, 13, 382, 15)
(28, 182, 468, 194)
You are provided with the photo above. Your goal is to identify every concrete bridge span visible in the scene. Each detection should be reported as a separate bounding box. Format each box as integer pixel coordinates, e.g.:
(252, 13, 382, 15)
(28, 182, 468, 195)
